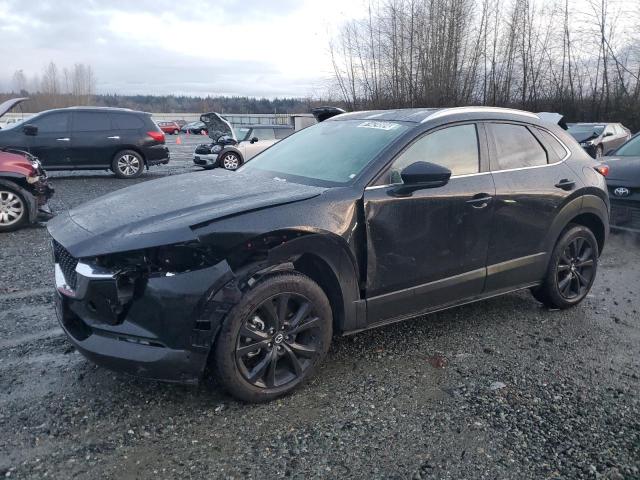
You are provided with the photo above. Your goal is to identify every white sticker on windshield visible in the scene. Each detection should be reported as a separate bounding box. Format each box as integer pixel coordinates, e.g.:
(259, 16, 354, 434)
(357, 121, 399, 130)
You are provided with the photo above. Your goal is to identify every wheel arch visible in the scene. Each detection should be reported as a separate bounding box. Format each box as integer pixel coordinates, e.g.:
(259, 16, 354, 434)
(219, 146, 244, 164)
(545, 194, 609, 255)
(225, 230, 362, 334)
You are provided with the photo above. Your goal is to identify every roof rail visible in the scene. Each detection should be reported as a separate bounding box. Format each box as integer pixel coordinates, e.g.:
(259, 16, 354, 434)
(422, 106, 538, 123)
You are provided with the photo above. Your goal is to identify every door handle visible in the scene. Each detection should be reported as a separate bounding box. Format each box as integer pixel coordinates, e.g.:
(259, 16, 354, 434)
(466, 194, 493, 209)
(555, 179, 575, 191)
(107, 136, 120, 140)
(56, 137, 70, 142)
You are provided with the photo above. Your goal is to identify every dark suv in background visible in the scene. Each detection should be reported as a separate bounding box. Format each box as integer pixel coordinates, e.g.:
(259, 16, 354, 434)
(0, 101, 169, 178)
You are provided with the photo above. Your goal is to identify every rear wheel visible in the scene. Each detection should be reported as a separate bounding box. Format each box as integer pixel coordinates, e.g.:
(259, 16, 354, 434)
(0, 186, 28, 232)
(112, 150, 144, 179)
(213, 272, 332, 403)
(531, 224, 598, 309)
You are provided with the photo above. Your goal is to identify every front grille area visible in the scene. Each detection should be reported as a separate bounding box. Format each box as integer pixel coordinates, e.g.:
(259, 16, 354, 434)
(610, 202, 640, 231)
(53, 240, 79, 289)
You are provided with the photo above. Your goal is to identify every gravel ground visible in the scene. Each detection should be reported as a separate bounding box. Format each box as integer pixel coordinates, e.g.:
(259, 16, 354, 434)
(1, 135, 639, 479)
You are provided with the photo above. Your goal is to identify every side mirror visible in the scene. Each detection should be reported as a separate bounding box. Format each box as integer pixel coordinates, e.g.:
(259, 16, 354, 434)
(250, 137, 259, 144)
(604, 131, 613, 137)
(23, 124, 38, 136)
(392, 162, 451, 196)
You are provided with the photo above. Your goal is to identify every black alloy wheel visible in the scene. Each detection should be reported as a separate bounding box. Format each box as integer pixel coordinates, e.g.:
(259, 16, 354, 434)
(531, 224, 599, 309)
(556, 237, 596, 300)
(213, 272, 332, 402)
(236, 293, 322, 389)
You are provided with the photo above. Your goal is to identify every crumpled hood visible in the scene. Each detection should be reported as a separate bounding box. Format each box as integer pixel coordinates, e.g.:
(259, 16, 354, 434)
(569, 131, 599, 143)
(603, 156, 640, 187)
(48, 169, 325, 257)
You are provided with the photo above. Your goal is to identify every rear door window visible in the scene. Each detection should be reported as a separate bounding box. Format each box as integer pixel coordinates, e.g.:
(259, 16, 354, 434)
(32, 112, 70, 133)
(111, 113, 144, 130)
(490, 123, 547, 170)
(72, 112, 111, 132)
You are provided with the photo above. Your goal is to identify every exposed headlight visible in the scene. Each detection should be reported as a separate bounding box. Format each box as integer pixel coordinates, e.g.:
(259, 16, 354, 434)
(210, 145, 222, 153)
(95, 242, 222, 276)
(26, 175, 41, 184)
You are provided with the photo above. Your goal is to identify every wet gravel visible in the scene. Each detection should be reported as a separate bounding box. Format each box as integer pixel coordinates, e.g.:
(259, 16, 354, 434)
(1, 135, 639, 479)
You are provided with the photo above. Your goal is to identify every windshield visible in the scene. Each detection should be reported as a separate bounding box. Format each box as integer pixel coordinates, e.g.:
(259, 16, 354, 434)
(239, 119, 410, 185)
(614, 135, 640, 157)
(235, 127, 250, 141)
(568, 124, 604, 136)
(2, 117, 30, 130)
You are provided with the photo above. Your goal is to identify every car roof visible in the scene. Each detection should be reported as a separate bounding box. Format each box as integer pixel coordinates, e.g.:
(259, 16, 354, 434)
(327, 106, 545, 125)
(36, 106, 149, 116)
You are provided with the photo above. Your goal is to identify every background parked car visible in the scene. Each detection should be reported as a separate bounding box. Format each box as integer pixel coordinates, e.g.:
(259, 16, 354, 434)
(0, 101, 169, 179)
(157, 121, 181, 135)
(193, 124, 294, 170)
(567, 122, 630, 159)
(0, 148, 53, 232)
(181, 121, 208, 135)
(602, 132, 640, 233)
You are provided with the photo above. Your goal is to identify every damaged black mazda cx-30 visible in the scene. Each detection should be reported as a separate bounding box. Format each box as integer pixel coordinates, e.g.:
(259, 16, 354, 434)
(48, 107, 609, 402)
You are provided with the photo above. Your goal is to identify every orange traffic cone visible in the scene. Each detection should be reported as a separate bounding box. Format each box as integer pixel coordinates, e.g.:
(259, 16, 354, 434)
(176, 135, 182, 145)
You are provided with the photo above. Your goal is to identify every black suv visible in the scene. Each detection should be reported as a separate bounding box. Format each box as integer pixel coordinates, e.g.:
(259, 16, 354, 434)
(48, 107, 609, 402)
(0, 103, 169, 178)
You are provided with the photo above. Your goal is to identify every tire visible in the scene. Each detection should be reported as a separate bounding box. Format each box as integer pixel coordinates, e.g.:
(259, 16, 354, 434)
(220, 152, 242, 170)
(0, 185, 28, 232)
(213, 272, 333, 403)
(112, 150, 144, 179)
(531, 224, 599, 309)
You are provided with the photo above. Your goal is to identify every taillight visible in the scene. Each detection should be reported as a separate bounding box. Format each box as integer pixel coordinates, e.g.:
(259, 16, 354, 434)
(147, 131, 165, 143)
(594, 164, 609, 177)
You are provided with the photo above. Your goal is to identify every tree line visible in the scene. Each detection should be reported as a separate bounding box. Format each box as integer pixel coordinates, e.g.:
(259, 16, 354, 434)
(2, 61, 323, 115)
(330, 0, 640, 131)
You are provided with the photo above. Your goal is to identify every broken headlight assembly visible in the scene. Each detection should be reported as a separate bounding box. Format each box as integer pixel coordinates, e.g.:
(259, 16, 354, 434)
(94, 242, 222, 277)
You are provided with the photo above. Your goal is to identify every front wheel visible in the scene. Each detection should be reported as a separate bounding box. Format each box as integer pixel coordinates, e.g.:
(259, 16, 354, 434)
(0, 186, 28, 232)
(212, 272, 333, 402)
(531, 224, 598, 309)
(112, 150, 144, 179)
(220, 152, 241, 170)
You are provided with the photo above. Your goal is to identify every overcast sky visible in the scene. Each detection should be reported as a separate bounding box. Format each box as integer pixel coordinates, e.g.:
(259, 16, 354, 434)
(0, 0, 366, 98)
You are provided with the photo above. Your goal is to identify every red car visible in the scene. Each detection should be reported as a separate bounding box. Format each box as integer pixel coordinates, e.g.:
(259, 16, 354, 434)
(157, 121, 181, 135)
(0, 148, 54, 232)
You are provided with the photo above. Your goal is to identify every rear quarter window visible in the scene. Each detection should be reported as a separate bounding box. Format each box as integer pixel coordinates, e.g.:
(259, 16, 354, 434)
(111, 113, 145, 130)
(534, 128, 567, 163)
